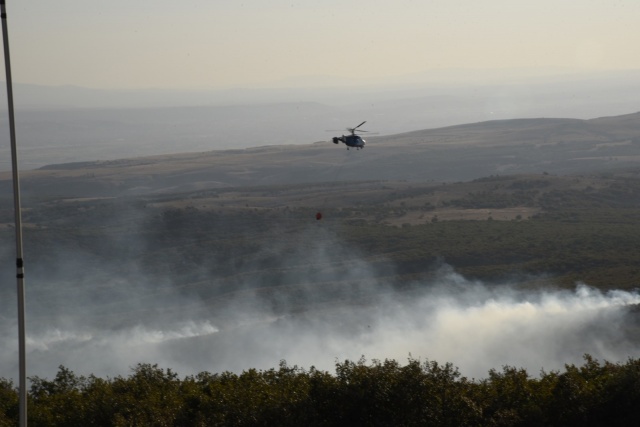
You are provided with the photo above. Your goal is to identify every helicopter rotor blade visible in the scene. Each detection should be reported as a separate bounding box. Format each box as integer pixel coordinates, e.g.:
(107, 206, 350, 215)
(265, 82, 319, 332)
(330, 121, 369, 135)
(354, 121, 366, 130)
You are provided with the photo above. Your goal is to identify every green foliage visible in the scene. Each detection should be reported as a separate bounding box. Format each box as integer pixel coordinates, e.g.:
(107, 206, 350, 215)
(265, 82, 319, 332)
(342, 207, 640, 289)
(1, 356, 637, 426)
(0, 378, 18, 427)
(6, 171, 640, 320)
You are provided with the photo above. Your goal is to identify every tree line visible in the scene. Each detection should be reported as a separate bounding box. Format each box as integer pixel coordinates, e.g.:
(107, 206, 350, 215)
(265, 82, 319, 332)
(1, 355, 639, 426)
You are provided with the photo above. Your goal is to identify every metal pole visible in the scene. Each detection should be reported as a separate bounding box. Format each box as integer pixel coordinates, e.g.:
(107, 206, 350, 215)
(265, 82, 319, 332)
(1, 1, 27, 426)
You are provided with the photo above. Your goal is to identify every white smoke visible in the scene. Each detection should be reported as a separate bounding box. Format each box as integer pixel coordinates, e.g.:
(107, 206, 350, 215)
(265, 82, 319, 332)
(27, 329, 93, 352)
(2, 266, 638, 381)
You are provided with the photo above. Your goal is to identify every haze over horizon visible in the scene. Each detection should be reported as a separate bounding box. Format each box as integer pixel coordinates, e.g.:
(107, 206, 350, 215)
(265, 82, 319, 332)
(3, 0, 640, 92)
(0, 1, 638, 169)
(0, 1, 638, 170)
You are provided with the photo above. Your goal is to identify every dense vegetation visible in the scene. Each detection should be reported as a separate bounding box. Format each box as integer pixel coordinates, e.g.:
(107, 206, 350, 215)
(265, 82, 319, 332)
(1, 355, 639, 426)
(15, 172, 640, 289)
(343, 207, 640, 289)
(2, 172, 640, 425)
(2, 171, 640, 325)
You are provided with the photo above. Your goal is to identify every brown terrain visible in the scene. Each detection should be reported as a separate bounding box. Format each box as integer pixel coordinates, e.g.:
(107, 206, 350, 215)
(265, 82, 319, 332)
(2, 111, 639, 199)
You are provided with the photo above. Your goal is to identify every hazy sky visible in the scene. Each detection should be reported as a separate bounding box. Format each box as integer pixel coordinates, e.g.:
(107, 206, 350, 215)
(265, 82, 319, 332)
(5, 0, 640, 89)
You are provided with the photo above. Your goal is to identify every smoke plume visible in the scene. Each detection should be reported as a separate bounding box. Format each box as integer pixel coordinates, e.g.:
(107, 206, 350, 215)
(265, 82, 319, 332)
(1, 262, 638, 382)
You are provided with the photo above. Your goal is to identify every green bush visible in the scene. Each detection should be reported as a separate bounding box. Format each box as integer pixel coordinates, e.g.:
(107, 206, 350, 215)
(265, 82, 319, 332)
(1, 355, 637, 426)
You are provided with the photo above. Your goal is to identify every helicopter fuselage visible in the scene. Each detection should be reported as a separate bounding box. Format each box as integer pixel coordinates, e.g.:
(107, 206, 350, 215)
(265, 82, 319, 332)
(333, 134, 365, 149)
(332, 121, 368, 150)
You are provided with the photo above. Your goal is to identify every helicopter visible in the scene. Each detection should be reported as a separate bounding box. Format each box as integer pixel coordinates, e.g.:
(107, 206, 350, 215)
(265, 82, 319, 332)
(332, 121, 368, 150)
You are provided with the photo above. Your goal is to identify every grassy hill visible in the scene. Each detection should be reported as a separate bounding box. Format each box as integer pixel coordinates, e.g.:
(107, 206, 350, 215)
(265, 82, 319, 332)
(2, 112, 640, 197)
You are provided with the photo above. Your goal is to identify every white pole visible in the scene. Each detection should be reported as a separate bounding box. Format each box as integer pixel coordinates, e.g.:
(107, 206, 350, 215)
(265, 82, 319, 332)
(1, 1, 27, 426)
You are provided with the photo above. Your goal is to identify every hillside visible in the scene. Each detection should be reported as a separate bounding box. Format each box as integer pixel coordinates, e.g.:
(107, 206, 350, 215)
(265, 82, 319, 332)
(3, 130, 640, 386)
(2, 113, 640, 324)
(3, 169, 640, 333)
(2, 112, 640, 197)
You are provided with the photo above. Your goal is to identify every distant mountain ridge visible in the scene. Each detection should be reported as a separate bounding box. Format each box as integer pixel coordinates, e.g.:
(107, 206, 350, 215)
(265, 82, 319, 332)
(2, 112, 640, 198)
(3, 72, 640, 171)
